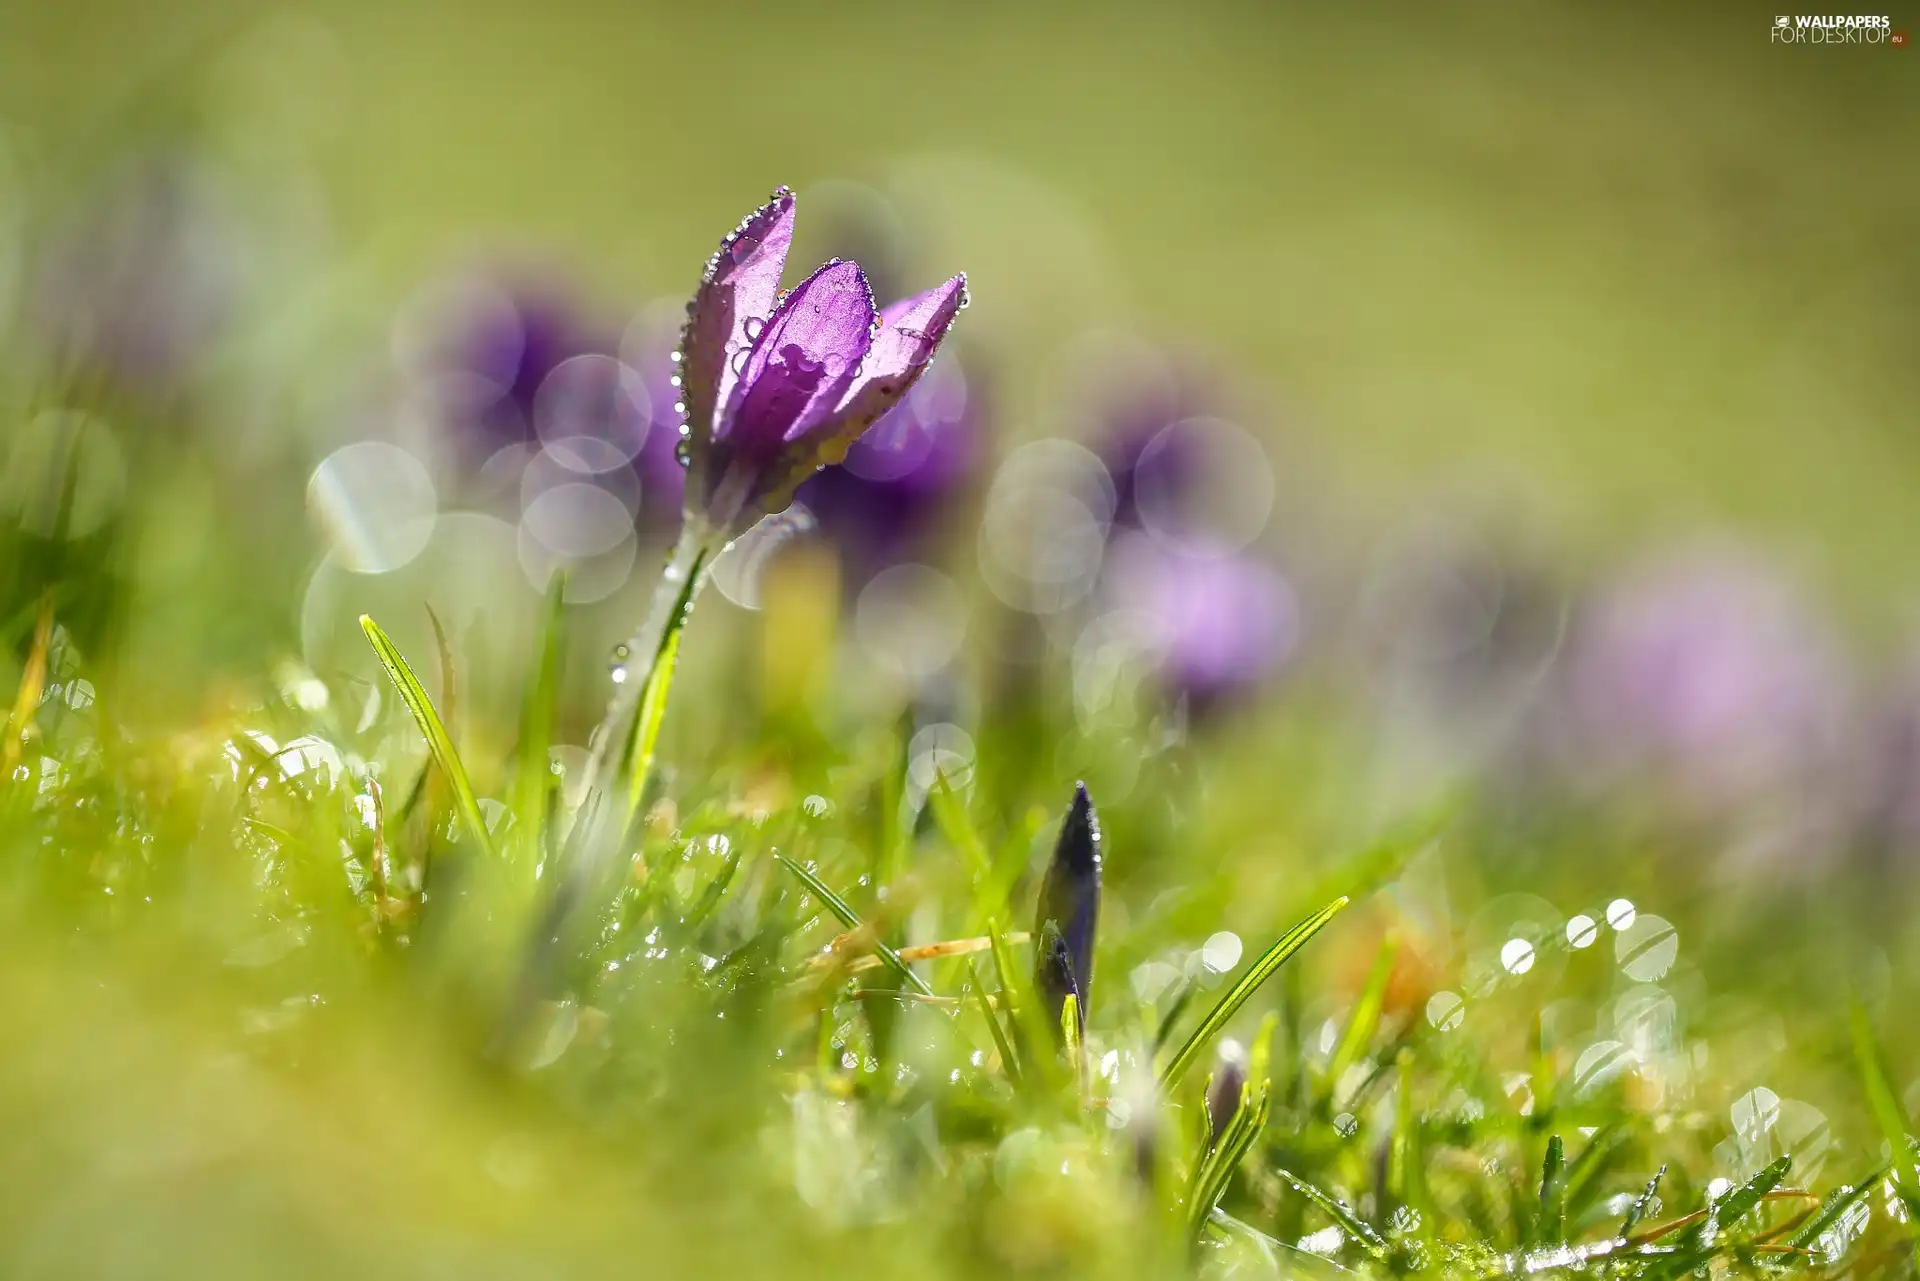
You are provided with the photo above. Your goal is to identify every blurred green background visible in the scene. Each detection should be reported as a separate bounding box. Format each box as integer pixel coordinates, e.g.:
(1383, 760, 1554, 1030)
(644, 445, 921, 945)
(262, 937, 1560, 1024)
(6, 0, 1916, 614)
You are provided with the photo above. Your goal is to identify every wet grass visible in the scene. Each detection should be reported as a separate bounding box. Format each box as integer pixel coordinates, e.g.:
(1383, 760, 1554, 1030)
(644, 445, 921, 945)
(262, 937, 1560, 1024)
(0, 589, 1913, 1280)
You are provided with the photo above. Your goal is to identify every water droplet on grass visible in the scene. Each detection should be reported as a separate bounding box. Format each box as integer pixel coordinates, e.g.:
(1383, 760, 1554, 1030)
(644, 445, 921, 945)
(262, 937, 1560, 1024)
(1427, 990, 1465, 1032)
(1200, 931, 1242, 973)
(1616, 915, 1678, 981)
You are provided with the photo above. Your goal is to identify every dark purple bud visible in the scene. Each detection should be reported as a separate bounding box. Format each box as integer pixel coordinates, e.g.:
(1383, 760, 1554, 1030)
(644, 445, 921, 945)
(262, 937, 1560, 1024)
(1206, 1040, 1249, 1143)
(1034, 782, 1101, 1040)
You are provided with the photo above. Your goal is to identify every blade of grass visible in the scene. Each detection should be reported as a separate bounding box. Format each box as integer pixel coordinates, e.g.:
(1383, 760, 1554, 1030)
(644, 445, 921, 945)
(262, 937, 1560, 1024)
(509, 573, 567, 872)
(1274, 1168, 1389, 1260)
(1327, 932, 1398, 1097)
(360, 614, 495, 861)
(1388, 1050, 1430, 1230)
(1560, 1124, 1625, 1227)
(1159, 896, 1350, 1091)
(1061, 992, 1083, 1097)
(1784, 1159, 1890, 1252)
(987, 915, 1065, 1094)
(680, 843, 743, 930)
(622, 621, 683, 828)
(959, 807, 1045, 942)
(1618, 1165, 1666, 1238)
(927, 769, 992, 881)
(425, 605, 459, 745)
(1644, 1156, 1791, 1279)
(1188, 1083, 1270, 1244)
(1153, 982, 1196, 1054)
(966, 960, 1021, 1087)
(1850, 999, 1920, 1211)
(1697, 1152, 1797, 1244)
(773, 853, 934, 998)
(1539, 1134, 1567, 1245)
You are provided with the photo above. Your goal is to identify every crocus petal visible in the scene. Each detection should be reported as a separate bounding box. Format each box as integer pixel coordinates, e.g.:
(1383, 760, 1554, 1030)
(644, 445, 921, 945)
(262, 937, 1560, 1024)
(720, 258, 876, 458)
(750, 273, 967, 513)
(832, 275, 968, 442)
(677, 188, 795, 474)
(1034, 781, 1102, 1041)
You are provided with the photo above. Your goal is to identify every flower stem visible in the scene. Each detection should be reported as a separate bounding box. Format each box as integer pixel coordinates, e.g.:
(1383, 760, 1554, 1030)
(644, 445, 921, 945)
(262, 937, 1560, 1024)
(579, 512, 721, 821)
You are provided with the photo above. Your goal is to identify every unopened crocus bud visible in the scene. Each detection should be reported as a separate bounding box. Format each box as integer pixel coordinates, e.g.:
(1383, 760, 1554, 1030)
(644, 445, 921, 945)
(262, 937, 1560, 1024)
(1206, 1039, 1250, 1143)
(1034, 782, 1102, 1041)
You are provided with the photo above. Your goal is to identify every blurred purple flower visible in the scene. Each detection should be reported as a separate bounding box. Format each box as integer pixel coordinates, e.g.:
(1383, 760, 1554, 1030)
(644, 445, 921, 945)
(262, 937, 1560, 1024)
(1561, 547, 1847, 810)
(397, 271, 686, 530)
(1096, 532, 1300, 715)
(33, 154, 244, 394)
(446, 284, 595, 453)
(676, 187, 967, 530)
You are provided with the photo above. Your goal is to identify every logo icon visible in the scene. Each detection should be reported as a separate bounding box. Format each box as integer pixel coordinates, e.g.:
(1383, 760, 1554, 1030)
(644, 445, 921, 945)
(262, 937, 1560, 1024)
(1775, 14, 1791, 25)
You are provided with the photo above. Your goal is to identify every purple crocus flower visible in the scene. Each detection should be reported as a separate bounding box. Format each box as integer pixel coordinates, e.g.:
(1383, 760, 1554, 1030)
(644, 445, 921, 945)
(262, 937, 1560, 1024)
(675, 186, 967, 531)
(1034, 782, 1102, 1042)
(457, 286, 594, 454)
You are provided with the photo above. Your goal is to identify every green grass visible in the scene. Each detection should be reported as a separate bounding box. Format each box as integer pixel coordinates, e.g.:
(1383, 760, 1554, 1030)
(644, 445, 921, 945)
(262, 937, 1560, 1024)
(0, 591, 1913, 1279)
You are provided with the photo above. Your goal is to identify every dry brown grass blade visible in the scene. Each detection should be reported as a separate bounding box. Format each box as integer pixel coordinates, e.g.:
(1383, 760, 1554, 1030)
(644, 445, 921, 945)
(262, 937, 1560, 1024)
(808, 931, 1031, 975)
